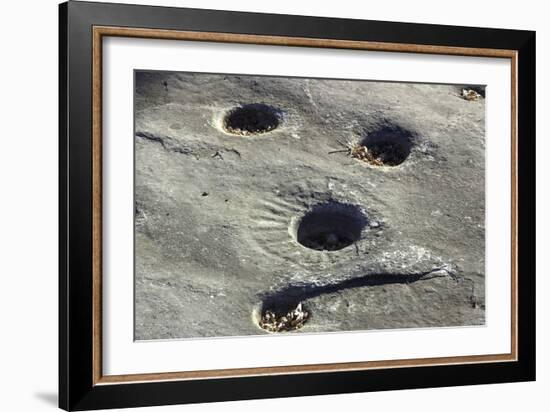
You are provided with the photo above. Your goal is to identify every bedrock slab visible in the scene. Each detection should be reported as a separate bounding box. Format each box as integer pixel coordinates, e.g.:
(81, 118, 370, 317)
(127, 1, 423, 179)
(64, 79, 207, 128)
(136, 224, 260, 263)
(134, 71, 485, 340)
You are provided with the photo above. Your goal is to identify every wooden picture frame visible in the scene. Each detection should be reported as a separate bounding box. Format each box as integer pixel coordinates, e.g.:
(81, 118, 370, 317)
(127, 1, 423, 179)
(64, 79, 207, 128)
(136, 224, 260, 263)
(59, 1, 535, 410)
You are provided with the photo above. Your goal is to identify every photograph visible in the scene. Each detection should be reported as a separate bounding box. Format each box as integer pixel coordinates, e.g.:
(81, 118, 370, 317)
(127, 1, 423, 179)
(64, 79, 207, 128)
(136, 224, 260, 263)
(134, 71, 486, 340)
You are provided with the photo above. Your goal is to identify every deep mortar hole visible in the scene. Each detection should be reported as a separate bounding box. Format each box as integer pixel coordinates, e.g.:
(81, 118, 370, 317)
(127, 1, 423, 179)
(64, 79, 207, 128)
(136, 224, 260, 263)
(295, 202, 367, 251)
(223, 103, 281, 135)
(356, 125, 413, 166)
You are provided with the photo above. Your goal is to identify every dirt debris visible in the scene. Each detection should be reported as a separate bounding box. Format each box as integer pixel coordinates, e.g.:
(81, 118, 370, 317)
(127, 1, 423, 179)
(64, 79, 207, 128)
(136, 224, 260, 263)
(259, 303, 309, 332)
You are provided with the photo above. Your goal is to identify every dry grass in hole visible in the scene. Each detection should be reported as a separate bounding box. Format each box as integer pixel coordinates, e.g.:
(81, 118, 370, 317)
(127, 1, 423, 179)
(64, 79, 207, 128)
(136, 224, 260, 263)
(331, 141, 406, 166)
(259, 303, 309, 332)
(330, 122, 413, 167)
(349, 142, 386, 166)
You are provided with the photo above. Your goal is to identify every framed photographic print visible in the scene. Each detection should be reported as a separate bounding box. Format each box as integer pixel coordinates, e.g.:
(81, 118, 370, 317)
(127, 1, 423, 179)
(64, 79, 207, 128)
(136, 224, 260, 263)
(59, 1, 536, 410)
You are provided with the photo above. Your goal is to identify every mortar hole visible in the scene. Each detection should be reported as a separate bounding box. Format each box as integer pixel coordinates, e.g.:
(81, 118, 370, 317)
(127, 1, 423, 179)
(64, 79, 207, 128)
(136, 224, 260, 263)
(353, 125, 413, 166)
(223, 104, 281, 135)
(295, 202, 367, 251)
(458, 84, 486, 99)
(257, 302, 309, 333)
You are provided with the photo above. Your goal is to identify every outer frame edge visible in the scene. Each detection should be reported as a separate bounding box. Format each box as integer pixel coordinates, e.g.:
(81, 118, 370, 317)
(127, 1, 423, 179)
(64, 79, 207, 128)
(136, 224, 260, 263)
(58, 2, 69, 410)
(61, 1, 536, 410)
(516, 30, 536, 382)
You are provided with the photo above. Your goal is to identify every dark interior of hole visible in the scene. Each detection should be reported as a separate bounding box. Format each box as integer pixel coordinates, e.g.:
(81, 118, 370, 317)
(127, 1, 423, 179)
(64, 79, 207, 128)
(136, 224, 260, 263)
(224, 103, 280, 135)
(297, 202, 367, 252)
(360, 125, 413, 166)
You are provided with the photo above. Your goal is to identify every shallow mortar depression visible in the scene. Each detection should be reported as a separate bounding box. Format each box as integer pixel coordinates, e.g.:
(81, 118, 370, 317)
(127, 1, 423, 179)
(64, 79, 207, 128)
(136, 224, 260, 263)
(256, 302, 310, 333)
(293, 201, 368, 252)
(222, 103, 282, 136)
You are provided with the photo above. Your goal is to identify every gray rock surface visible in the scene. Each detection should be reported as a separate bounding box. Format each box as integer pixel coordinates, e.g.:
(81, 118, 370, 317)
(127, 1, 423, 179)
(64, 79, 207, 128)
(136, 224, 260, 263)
(134, 71, 485, 340)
